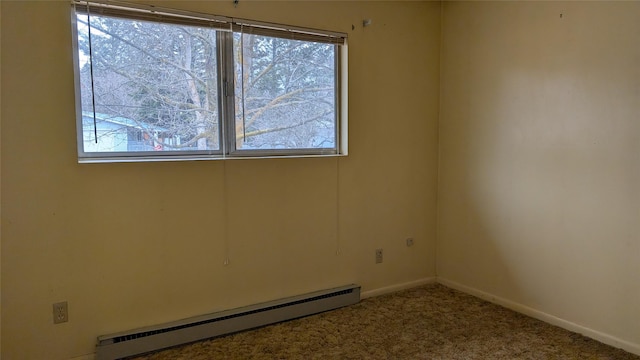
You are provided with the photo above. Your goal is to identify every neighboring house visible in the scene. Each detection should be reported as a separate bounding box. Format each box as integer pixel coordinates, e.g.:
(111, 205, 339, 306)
(81, 111, 181, 152)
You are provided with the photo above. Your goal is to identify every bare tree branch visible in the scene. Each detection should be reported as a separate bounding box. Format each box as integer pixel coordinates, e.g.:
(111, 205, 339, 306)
(240, 110, 332, 140)
(245, 87, 332, 129)
(77, 17, 207, 88)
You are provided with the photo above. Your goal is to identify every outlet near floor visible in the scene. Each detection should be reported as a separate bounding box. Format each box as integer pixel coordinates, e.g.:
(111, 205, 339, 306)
(375, 249, 383, 264)
(53, 301, 68, 324)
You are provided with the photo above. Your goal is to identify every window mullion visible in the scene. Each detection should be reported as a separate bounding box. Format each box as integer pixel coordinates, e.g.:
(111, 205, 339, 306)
(218, 31, 237, 156)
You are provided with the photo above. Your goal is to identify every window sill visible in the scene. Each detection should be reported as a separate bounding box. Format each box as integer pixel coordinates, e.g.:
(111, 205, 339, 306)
(78, 153, 348, 164)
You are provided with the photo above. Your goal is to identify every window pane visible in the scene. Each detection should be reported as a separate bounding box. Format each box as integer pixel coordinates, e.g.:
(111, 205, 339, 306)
(76, 13, 220, 153)
(233, 33, 336, 151)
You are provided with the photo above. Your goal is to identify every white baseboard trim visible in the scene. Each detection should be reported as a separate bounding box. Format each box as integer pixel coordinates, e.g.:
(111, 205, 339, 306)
(437, 278, 640, 356)
(361, 277, 437, 299)
(69, 354, 95, 360)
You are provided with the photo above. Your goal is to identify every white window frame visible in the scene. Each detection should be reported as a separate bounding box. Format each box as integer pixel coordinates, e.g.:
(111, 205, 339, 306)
(71, 0, 348, 163)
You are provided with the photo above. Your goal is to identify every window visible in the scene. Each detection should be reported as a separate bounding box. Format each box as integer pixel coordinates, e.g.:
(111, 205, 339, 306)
(72, 1, 347, 162)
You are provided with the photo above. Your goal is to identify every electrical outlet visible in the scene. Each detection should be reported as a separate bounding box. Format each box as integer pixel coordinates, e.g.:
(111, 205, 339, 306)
(406, 238, 414, 247)
(53, 301, 68, 324)
(375, 248, 383, 264)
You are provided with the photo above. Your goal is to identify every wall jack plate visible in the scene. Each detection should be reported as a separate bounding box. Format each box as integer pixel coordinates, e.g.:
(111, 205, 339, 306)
(375, 249, 383, 264)
(53, 301, 68, 324)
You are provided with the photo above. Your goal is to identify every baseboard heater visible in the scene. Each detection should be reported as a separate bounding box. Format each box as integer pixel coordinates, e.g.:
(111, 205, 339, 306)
(96, 284, 361, 360)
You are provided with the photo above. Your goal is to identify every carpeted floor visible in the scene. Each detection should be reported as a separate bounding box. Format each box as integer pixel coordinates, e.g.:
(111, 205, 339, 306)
(132, 284, 639, 359)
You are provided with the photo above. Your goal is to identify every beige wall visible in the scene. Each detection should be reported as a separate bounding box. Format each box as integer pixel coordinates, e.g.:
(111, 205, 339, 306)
(0, 1, 440, 358)
(0, 2, 3, 355)
(438, 0, 640, 352)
